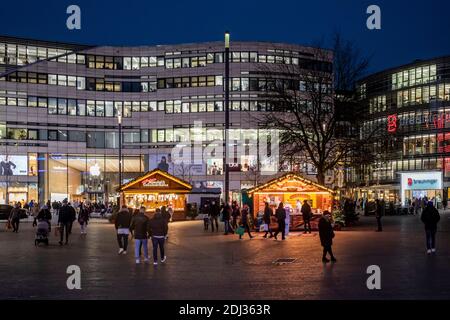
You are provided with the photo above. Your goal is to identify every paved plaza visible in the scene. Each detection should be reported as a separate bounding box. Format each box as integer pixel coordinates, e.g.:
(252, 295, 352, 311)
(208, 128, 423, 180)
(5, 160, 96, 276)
(1, 212, 450, 300)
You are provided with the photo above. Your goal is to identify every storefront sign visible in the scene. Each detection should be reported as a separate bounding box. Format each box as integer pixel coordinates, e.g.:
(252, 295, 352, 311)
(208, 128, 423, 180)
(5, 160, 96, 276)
(400, 171, 443, 205)
(387, 112, 450, 133)
(142, 178, 169, 188)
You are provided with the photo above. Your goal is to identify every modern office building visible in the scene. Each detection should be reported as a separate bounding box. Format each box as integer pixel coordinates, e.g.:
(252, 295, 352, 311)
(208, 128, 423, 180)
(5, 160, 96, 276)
(0, 35, 332, 205)
(354, 56, 450, 205)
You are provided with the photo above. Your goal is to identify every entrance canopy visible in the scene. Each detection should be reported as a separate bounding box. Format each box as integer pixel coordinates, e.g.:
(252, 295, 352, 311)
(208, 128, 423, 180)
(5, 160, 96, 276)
(118, 169, 192, 215)
(247, 172, 335, 215)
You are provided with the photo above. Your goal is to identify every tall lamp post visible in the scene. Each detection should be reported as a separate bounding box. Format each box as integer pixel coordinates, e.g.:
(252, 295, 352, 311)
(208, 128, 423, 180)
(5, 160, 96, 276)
(224, 31, 230, 205)
(118, 111, 123, 206)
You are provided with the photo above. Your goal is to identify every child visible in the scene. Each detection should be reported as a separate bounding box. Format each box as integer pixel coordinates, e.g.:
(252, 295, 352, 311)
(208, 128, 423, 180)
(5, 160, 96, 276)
(203, 213, 209, 230)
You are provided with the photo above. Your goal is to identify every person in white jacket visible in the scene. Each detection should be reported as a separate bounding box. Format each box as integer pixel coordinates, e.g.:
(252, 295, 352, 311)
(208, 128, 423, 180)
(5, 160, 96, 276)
(284, 204, 291, 237)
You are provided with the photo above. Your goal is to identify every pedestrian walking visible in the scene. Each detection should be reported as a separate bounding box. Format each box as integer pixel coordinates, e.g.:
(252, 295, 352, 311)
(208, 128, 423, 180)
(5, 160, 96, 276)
(209, 201, 220, 232)
(9, 203, 22, 233)
(58, 199, 76, 245)
(301, 200, 312, 234)
(130, 206, 149, 264)
(78, 204, 90, 234)
(222, 204, 232, 235)
(421, 201, 440, 254)
(262, 202, 274, 238)
(148, 208, 168, 265)
(115, 205, 132, 255)
(161, 205, 171, 238)
(375, 198, 383, 232)
(318, 211, 337, 263)
(68, 202, 76, 234)
(231, 202, 240, 229)
(443, 198, 448, 211)
(274, 202, 286, 240)
(238, 204, 253, 239)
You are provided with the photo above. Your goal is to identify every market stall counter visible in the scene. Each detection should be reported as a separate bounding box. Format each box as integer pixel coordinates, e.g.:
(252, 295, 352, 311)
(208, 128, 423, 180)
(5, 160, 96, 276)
(117, 169, 192, 221)
(247, 172, 335, 231)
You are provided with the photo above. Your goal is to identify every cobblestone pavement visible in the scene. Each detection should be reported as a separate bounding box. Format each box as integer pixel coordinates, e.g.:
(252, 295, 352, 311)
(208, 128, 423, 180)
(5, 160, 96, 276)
(1, 212, 450, 300)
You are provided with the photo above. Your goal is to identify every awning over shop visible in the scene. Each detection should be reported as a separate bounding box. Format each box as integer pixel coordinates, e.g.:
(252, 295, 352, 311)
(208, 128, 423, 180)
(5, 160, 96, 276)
(118, 169, 192, 194)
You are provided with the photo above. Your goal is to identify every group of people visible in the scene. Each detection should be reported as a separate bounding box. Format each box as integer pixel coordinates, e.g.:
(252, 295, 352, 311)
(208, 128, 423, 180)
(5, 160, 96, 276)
(114, 205, 171, 265)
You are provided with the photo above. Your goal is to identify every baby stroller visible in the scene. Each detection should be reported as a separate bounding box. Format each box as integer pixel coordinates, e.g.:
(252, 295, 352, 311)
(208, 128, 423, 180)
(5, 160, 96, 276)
(35, 219, 50, 246)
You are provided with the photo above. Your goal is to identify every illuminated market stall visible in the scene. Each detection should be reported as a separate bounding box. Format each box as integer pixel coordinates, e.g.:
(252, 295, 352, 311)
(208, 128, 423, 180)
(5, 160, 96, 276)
(247, 173, 335, 230)
(118, 169, 192, 220)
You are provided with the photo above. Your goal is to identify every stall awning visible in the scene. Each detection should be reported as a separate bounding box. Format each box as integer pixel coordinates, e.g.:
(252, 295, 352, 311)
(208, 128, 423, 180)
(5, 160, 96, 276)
(247, 172, 335, 196)
(118, 169, 192, 194)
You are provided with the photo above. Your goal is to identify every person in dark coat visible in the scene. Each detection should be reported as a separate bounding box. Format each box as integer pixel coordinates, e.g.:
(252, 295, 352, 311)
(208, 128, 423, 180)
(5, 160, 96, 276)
(148, 208, 169, 265)
(130, 207, 149, 264)
(115, 205, 132, 255)
(318, 211, 336, 263)
(263, 202, 274, 238)
(8, 203, 22, 233)
(209, 201, 220, 232)
(375, 199, 383, 232)
(78, 204, 90, 234)
(160, 205, 171, 238)
(222, 204, 232, 235)
(239, 205, 254, 239)
(274, 202, 286, 240)
(301, 200, 312, 233)
(58, 199, 76, 245)
(421, 201, 440, 254)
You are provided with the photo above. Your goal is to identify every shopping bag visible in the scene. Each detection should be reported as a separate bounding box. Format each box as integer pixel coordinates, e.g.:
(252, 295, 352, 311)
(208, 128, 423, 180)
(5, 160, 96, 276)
(235, 226, 245, 236)
(6, 219, 12, 230)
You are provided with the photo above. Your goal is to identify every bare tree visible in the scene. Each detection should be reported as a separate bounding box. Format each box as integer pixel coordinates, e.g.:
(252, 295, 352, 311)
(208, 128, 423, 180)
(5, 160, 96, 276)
(254, 34, 383, 185)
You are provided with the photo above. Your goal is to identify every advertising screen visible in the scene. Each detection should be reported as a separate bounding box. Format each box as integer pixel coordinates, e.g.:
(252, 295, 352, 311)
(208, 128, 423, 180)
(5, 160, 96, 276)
(0, 155, 28, 176)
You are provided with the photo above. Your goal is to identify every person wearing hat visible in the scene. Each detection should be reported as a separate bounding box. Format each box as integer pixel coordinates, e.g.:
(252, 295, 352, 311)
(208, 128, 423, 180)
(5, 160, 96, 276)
(58, 198, 76, 245)
(318, 211, 337, 263)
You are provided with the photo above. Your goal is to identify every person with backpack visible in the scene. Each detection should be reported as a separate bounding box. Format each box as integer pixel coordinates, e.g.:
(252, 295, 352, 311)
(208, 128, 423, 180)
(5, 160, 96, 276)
(274, 202, 286, 240)
(130, 206, 149, 264)
(421, 201, 441, 254)
(148, 208, 168, 265)
(58, 198, 76, 245)
(115, 205, 132, 255)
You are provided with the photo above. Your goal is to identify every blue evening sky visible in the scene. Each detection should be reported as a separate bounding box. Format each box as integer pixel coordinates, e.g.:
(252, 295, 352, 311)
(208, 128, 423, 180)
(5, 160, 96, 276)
(1, 0, 449, 73)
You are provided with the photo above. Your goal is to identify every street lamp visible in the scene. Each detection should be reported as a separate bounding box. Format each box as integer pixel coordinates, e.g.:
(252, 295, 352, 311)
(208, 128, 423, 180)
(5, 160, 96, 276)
(224, 31, 230, 205)
(118, 111, 122, 206)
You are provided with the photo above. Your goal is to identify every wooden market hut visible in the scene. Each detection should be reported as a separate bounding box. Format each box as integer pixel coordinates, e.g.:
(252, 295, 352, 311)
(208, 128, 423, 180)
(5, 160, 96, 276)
(118, 169, 192, 220)
(247, 172, 335, 230)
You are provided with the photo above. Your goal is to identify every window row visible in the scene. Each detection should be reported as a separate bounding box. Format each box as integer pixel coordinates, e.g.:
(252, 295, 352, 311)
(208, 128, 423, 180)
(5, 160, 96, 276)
(0, 42, 85, 66)
(392, 65, 437, 90)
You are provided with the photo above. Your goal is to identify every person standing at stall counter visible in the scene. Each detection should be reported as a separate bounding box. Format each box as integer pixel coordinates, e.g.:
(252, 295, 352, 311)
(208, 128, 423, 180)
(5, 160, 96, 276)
(301, 200, 312, 234)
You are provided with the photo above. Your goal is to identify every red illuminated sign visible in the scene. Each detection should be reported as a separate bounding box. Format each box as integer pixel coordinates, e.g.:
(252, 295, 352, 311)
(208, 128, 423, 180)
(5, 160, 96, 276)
(387, 114, 398, 133)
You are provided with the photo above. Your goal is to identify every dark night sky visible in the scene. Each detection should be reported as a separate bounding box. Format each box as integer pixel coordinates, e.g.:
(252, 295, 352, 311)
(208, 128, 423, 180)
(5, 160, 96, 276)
(1, 0, 449, 74)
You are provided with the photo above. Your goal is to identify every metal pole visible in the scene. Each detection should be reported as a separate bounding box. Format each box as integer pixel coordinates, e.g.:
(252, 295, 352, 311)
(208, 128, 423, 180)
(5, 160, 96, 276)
(118, 112, 122, 206)
(224, 31, 230, 205)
